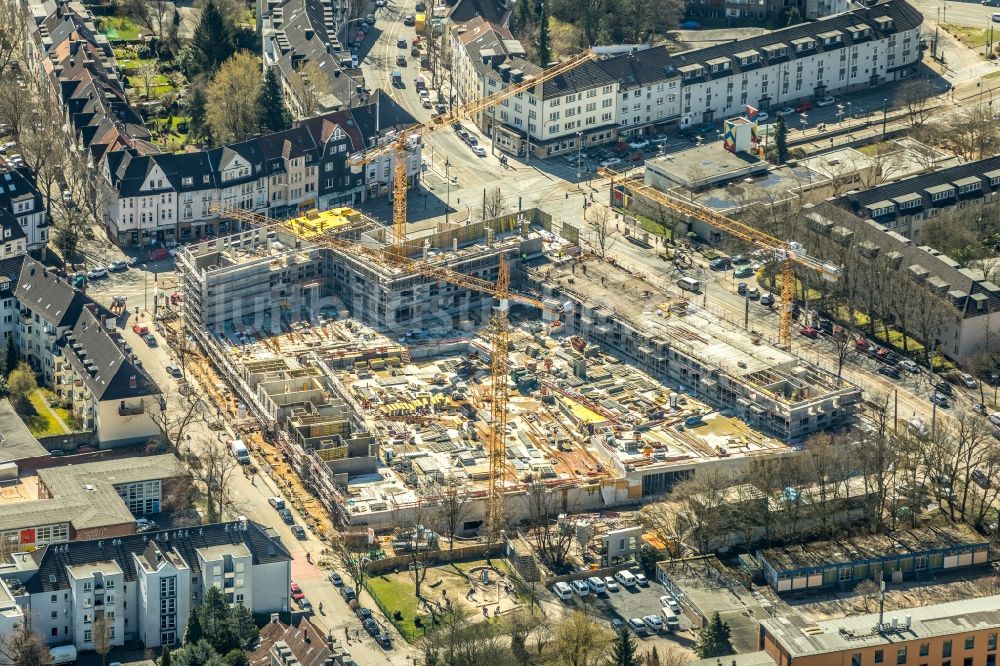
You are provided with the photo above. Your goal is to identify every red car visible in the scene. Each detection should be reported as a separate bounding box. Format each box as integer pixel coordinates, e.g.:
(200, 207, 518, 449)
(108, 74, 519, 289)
(795, 101, 813, 113)
(290, 583, 304, 601)
(799, 326, 818, 339)
(147, 247, 169, 261)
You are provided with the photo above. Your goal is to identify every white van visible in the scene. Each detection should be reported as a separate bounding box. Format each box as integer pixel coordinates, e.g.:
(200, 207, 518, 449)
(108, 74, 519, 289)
(570, 579, 590, 598)
(230, 439, 250, 465)
(586, 576, 606, 594)
(50, 645, 78, 664)
(552, 581, 573, 600)
(661, 607, 680, 631)
(678, 276, 701, 293)
(614, 570, 638, 588)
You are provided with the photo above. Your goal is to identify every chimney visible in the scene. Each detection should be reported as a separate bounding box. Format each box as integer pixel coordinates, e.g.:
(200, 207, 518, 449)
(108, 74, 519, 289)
(129, 375, 137, 389)
(270, 612, 280, 623)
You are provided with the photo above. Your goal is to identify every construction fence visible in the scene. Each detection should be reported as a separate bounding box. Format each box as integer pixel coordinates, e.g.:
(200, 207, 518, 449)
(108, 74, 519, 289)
(365, 543, 503, 576)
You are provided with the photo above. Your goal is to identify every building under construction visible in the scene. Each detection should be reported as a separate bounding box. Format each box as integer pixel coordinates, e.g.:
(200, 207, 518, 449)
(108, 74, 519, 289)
(176, 207, 861, 529)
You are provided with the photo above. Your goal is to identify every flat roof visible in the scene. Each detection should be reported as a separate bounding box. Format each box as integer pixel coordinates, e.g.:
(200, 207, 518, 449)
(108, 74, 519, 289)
(0, 455, 185, 532)
(646, 144, 767, 188)
(758, 525, 987, 573)
(763, 595, 1000, 657)
(0, 398, 48, 463)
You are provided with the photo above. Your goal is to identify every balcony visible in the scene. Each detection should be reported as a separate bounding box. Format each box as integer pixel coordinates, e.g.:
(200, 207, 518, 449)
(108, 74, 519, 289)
(119, 402, 144, 416)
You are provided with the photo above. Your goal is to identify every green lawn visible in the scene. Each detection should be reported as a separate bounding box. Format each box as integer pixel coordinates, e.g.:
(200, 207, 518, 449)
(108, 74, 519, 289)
(857, 142, 896, 157)
(99, 16, 143, 42)
(941, 23, 989, 49)
(985, 69, 1000, 80)
(24, 389, 70, 438)
(366, 575, 428, 642)
(127, 74, 174, 99)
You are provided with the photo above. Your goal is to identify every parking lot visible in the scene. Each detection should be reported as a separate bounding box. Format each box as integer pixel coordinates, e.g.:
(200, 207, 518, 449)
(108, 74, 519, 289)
(555, 577, 695, 649)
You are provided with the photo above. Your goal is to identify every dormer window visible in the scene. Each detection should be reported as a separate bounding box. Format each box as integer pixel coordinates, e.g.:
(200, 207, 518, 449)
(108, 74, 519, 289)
(181, 177, 192, 186)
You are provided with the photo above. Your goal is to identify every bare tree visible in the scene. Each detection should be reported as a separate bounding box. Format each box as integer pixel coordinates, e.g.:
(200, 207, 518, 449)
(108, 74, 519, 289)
(543, 611, 612, 666)
(0, 75, 33, 140)
(92, 614, 113, 666)
(288, 61, 334, 119)
(136, 62, 160, 100)
(502, 609, 542, 663)
(0, 0, 27, 82)
(429, 478, 472, 560)
(946, 103, 1000, 161)
(150, 387, 207, 453)
(522, 478, 575, 571)
(187, 438, 239, 522)
(859, 142, 905, 188)
(398, 504, 437, 598)
(161, 473, 201, 526)
(896, 78, 935, 128)
(586, 205, 616, 258)
(671, 468, 733, 553)
(826, 321, 856, 383)
(0, 618, 53, 666)
(909, 287, 950, 370)
(855, 579, 880, 612)
(333, 539, 369, 598)
(479, 187, 509, 222)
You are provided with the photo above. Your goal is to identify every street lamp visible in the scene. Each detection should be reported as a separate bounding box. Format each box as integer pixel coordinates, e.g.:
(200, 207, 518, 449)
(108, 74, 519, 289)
(799, 112, 808, 133)
(836, 103, 844, 124)
(444, 158, 451, 224)
(142, 264, 148, 314)
(576, 131, 583, 188)
(881, 98, 888, 138)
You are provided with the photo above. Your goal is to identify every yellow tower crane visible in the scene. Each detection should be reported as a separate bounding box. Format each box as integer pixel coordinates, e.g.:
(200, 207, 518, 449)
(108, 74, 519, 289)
(600, 169, 841, 348)
(209, 204, 539, 545)
(346, 49, 598, 261)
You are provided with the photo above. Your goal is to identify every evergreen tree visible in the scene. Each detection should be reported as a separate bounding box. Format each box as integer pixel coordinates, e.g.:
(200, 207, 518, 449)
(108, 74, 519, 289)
(227, 603, 258, 650)
(646, 646, 661, 666)
(257, 67, 291, 132)
(189, 1, 234, 76)
(183, 607, 204, 645)
(774, 115, 789, 164)
(222, 649, 251, 666)
(536, 3, 550, 66)
(512, 0, 533, 33)
(695, 612, 734, 659)
(608, 623, 639, 666)
(6, 334, 18, 373)
(186, 86, 209, 145)
(160, 646, 172, 666)
(201, 586, 237, 653)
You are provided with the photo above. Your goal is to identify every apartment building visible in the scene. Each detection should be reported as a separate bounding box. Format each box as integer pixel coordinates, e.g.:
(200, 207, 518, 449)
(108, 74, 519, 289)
(0, 255, 161, 445)
(452, 0, 922, 157)
(759, 595, 1000, 666)
(259, 0, 357, 118)
(684, 0, 853, 24)
(0, 164, 48, 258)
(11, 520, 292, 651)
(801, 201, 1000, 362)
(834, 155, 1000, 242)
(0, 579, 25, 640)
(102, 92, 419, 248)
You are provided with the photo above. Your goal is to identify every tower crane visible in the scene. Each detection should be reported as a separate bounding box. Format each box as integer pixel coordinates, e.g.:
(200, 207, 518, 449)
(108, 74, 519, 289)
(208, 203, 538, 544)
(346, 48, 598, 262)
(599, 169, 841, 348)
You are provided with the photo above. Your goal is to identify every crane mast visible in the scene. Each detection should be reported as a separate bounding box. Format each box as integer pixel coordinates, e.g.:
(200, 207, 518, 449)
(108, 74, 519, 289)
(487, 256, 511, 549)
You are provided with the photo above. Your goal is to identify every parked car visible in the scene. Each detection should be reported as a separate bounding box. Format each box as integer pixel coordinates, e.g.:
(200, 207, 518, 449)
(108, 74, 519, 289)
(108, 260, 129, 272)
(795, 101, 813, 112)
(972, 469, 991, 489)
(147, 247, 169, 261)
(356, 607, 373, 621)
(898, 359, 920, 373)
(570, 579, 590, 598)
(634, 573, 649, 586)
(376, 632, 392, 649)
(600, 157, 622, 167)
(759, 292, 774, 306)
(628, 139, 650, 150)
(278, 508, 294, 524)
(934, 381, 954, 396)
(403, 14, 415, 25)
(135, 518, 157, 533)
(659, 594, 681, 612)
(290, 583, 305, 601)
(799, 326, 818, 339)
(363, 618, 379, 635)
(643, 615, 664, 633)
(975, 402, 988, 415)
(86, 266, 108, 279)
(747, 287, 761, 300)
(989, 412, 1000, 426)
(292, 525, 307, 539)
(165, 365, 182, 378)
(930, 392, 951, 408)
(960, 373, 978, 389)
(627, 618, 648, 635)
(143, 333, 157, 347)
(733, 266, 754, 278)
(755, 111, 770, 122)
(611, 618, 624, 631)
(329, 572, 344, 586)
(878, 366, 902, 379)
(737, 282, 748, 296)
(396, 38, 407, 49)
(268, 496, 285, 510)
(472, 146, 486, 157)
(709, 257, 732, 271)
(776, 107, 795, 117)
(340, 587, 357, 602)
(816, 96, 836, 107)
(603, 576, 619, 592)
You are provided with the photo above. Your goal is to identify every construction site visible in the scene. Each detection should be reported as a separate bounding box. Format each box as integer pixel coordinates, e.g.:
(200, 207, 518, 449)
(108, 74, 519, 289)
(175, 197, 862, 533)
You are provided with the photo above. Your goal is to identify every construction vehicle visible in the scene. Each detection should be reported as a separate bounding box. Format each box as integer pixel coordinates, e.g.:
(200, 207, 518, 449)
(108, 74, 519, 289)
(600, 169, 841, 348)
(346, 49, 597, 263)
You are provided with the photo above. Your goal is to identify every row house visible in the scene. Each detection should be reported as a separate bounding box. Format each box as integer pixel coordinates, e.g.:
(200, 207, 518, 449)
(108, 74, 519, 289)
(102, 92, 419, 248)
(10, 520, 292, 651)
(683, 0, 851, 25)
(0, 165, 47, 258)
(0, 256, 161, 446)
(452, 0, 922, 157)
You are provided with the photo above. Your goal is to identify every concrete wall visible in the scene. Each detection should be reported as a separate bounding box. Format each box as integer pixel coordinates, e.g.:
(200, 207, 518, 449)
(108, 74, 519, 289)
(252, 559, 292, 614)
(94, 399, 160, 448)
